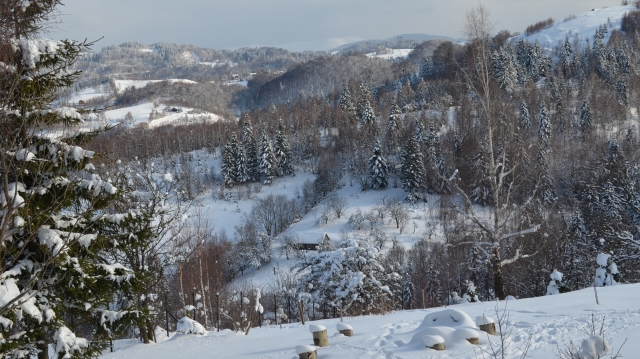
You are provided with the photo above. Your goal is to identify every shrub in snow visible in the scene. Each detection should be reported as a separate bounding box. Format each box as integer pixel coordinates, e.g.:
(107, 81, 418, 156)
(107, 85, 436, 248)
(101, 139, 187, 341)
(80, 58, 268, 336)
(595, 253, 619, 287)
(462, 280, 479, 302)
(176, 317, 206, 335)
(296, 238, 395, 315)
(547, 269, 571, 295)
(448, 291, 463, 305)
(575, 336, 610, 359)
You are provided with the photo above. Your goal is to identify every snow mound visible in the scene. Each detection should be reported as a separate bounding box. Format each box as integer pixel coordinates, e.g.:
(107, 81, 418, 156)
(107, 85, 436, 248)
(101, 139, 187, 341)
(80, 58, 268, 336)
(309, 324, 326, 333)
(409, 309, 479, 347)
(337, 323, 353, 331)
(576, 335, 610, 359)
(423, 335, 444, 347)
(415, 309, 477, 331)
(154, 326, 169, 341)
(295, 345, 317, 354)
(176, 317, 206, 335)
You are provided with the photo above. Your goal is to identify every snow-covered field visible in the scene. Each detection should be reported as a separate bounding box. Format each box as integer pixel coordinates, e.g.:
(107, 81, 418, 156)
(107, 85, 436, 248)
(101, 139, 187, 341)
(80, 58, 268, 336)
(366, 49, 413, 60)
(513, 5, 634, 51)
(100, 283, 640, 359)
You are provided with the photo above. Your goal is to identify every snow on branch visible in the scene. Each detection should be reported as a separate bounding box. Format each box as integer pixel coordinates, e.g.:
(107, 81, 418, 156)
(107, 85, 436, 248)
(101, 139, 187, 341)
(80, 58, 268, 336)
(499, 224, 540, 241)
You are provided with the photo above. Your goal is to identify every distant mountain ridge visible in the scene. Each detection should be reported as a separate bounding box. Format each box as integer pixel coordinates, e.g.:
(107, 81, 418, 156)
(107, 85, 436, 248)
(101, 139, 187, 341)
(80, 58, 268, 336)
(329, 33, 463, 53)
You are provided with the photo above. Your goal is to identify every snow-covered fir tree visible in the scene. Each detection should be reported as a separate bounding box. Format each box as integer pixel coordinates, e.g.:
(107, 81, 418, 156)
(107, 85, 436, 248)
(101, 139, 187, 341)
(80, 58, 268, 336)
(360, 100, 376, 124)
(241, 115, 260, 182)
(338, 81, 357, 121)
(579, 99, 592, 132)
(367, 140, 388, 189)
(386, 102, 402, 150)
(259, 130, 277, 184)
(0, 3, 137, 357)
(274, 118, 294, 176)
(400, 136, 426, 202)
(424, 124, 448, 194)
(236, 143, 249, 183)
(356, 82, 373, 119)
(538, 102, 551, 146)
(413, 116, 425, 143)
(402, 278, 415, 309)
(420, 58, 435, 79)
(222, 133, 240, 187)
(520, 100, 531, 130)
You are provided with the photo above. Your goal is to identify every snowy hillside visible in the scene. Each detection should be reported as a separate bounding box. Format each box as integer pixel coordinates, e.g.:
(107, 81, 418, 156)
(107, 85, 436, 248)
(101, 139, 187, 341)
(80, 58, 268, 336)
(513, 5, 634, 51)
(99, 283, 640, 359)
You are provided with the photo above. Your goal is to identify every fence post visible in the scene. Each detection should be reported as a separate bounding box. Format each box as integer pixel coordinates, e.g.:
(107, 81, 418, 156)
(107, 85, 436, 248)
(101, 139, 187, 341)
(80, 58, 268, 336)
(165, 294, 170, 335)
(274, 294, 278, 326)
(216, 292, 220, 332)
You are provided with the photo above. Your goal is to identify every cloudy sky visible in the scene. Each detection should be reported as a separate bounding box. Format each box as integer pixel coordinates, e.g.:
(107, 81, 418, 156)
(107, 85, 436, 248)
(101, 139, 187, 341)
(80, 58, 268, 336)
(51, 0, 621, 50)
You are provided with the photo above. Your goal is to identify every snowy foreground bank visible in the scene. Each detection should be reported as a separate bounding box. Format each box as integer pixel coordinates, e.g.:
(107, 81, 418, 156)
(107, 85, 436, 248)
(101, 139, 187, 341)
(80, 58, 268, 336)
(101, 284, 640, 359)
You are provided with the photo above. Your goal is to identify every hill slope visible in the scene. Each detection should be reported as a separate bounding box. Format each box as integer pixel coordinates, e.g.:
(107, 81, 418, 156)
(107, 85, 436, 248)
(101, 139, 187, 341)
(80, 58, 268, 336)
(100, 283, 640, 359)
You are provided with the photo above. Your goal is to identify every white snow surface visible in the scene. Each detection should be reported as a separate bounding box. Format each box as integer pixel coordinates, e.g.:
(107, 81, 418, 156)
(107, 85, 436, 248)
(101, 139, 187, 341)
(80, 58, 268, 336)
(337, 323, 353, 331)
(513, 5, 635, 52)
(366, 49, 413, 60)
(99, 283, 640, 359)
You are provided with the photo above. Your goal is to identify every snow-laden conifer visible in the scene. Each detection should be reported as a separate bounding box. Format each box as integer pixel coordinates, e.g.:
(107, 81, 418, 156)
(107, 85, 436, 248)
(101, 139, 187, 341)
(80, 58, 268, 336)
(367, 140, 388, 189)
(259, 130, 277, 184)
(400, 136, 426, 202)
(274, 118, 294, 176)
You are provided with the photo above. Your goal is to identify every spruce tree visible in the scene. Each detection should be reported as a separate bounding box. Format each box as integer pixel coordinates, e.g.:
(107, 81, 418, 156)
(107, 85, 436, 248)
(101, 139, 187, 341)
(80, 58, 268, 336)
(387, 102, 402, 138)
(579, 99, 592, 133)
(0, 2, 136, 357)
(338, 81, 357, 121)
(356, 82, 373, 118)
(425, 124, 448, 193)
(241, 115, 260, 182)
(520, 100, 531, 130)
(368, 140, 388, 189)
(538, 102, 551, 146)
(360, 99, 376, 124)
(413, 116, 425, 143)
(400, 136, 426, 202)
(259, 130, 277, 184)
(222, 133, 239, 187)
(274, 118, 294, 176)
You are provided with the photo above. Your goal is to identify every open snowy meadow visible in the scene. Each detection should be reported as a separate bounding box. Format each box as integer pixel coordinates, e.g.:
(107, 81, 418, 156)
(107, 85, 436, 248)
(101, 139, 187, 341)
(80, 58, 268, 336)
(100, 283, 640, 359)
